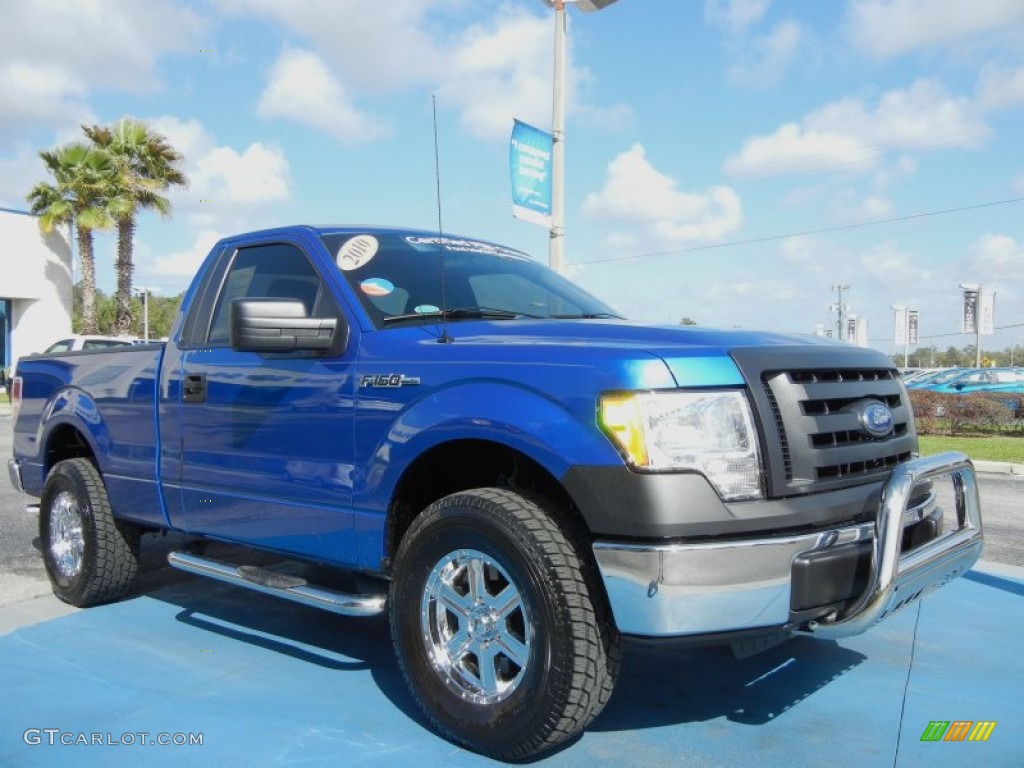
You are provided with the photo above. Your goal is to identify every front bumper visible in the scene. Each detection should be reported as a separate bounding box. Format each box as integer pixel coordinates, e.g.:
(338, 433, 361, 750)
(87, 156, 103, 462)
(593, 452, 983, 638)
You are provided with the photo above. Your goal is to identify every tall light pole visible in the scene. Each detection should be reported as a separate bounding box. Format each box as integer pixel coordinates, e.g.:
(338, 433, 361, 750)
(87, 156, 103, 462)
(540, 0, 620, 273)
(831, 284, 850, 341)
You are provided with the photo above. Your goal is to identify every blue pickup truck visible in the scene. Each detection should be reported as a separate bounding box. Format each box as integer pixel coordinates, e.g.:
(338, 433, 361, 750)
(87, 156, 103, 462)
(8, 225, 983, 760)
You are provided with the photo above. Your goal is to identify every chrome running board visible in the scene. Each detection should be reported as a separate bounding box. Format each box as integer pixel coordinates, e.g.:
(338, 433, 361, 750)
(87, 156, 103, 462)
(168, 551, 386, 617)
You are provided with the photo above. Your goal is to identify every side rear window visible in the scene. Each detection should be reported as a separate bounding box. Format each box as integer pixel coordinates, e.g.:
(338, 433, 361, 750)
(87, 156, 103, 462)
(206, 243, 324, 346)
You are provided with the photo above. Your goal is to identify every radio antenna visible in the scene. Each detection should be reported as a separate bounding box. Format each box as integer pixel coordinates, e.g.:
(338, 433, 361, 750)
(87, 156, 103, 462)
(433, 94, 453, 344)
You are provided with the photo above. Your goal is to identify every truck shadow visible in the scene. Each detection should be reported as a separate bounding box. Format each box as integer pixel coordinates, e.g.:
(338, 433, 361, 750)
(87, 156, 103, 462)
(143, 572, 424, 725)
(141, 561, 866, 743)
(29, 530, 869, 744)
(593, 637, 865, 732)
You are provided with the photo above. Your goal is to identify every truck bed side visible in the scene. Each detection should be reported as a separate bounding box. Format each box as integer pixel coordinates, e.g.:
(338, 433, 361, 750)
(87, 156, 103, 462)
(13, 345, 167, 528)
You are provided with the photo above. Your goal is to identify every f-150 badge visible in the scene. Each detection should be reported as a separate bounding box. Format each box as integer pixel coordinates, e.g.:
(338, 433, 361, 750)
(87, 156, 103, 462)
(360, 373, 421, 388)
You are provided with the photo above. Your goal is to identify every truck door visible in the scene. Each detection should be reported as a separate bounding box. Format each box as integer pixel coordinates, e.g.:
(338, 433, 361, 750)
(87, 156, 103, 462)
(170, 237, 359, 565)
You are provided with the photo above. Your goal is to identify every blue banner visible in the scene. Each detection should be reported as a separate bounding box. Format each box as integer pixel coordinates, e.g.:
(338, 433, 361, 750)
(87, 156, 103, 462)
(509, 120, 553, 227)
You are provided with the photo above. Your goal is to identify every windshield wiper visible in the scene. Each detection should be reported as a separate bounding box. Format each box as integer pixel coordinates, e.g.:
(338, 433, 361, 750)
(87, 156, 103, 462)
(382, 307, 542, 325)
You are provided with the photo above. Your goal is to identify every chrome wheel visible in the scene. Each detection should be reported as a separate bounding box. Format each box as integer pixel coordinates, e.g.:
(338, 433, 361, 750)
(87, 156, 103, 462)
(420, 548, 531, 705)
(49, 490, 85, 580)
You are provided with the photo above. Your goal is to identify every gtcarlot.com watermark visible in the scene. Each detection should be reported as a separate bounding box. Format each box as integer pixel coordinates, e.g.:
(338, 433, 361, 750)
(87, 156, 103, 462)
(24, 729, 203, 747)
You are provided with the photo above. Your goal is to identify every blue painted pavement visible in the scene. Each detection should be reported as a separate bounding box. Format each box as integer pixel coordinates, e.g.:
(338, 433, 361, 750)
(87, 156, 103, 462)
(1, 565, 1020, 767)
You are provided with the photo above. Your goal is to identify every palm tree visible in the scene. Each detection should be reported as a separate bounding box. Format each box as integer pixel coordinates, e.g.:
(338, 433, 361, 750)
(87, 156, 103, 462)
(26, 143, 116, 334)
(84, 118, 187, 334)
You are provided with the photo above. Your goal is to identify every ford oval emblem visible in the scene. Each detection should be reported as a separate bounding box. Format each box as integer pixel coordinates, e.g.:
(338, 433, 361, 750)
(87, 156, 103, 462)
(859, 401, 894, 438)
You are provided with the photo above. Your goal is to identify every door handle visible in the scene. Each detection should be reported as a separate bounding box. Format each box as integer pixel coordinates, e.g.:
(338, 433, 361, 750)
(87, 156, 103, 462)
(183, 374, 207, 404)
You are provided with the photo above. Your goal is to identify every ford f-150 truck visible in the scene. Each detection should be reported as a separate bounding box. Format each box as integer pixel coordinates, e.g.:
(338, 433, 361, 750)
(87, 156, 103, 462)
(8, 225, 983, 760)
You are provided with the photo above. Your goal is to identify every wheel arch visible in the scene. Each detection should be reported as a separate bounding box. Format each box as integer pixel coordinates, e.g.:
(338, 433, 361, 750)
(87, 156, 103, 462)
(29, 386, 110, 490)
(43, 421, 99, 476)
(384, 438, 582, 573)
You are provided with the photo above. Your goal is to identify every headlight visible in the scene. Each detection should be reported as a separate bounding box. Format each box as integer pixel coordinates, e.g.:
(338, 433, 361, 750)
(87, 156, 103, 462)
(599, 390, 763, 501)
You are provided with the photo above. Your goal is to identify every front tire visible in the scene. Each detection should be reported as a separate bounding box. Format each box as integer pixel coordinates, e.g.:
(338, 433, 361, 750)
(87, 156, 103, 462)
(39, 458, 140, 606)
(389, 488, 620, 761)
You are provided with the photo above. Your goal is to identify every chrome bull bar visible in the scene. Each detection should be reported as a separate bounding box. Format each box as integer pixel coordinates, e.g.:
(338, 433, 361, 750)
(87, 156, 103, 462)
(803, 451, 983, 638)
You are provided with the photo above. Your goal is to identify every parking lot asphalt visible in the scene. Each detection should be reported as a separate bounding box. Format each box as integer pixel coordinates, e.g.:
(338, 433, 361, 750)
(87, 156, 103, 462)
(1, 559, 1021, 767)
(1, 401, 1022, 766)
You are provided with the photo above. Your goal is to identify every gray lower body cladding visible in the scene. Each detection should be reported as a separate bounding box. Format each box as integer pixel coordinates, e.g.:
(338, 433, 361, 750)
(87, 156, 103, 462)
(562, 464, 884, 539)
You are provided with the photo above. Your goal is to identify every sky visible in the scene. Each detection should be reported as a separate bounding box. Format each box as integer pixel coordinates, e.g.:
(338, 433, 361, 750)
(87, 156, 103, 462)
(2, 0, 1022, 357)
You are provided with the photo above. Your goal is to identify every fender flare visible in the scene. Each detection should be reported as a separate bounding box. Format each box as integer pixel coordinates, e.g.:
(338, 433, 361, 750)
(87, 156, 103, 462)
(355, 380, 622, 517)
(20, 386, 109, 495)
(42, 386, 111, 462)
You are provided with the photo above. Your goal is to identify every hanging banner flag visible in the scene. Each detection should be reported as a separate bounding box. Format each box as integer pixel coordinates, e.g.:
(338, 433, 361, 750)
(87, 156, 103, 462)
(854, 317, 869, 348)
(908, 310, 919, 346)
(893, 306, 907, 347)
(509, 120, 553, 227)
(979, 291, 996, 335)
(962, 287, 978, 334)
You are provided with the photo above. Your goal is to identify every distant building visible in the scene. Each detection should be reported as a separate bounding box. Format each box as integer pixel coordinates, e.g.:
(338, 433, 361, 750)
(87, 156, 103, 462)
(0, 208, 73, 370)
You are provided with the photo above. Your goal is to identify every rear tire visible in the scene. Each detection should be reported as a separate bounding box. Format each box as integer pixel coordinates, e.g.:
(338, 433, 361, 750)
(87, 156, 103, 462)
(389, 488, 620, 760)
(39, 458, 140, 607)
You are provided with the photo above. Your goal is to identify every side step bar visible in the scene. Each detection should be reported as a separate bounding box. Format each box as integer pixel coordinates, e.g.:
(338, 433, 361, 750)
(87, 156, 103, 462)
(168, 551, 387, 617)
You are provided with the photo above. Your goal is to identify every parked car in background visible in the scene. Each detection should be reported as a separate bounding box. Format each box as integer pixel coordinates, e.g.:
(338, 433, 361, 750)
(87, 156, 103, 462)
(906, 368, 975, 389)
(925, 367, 1024, 394)
(900, 368, 941, 385)
(43, 335, 137, 354)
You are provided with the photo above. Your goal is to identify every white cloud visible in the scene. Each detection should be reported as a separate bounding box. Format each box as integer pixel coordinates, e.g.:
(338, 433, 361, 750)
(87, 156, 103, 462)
(705, 278, 801, 312)
(257, 49, 391, 143)
(212, 0, 449, 90)
(780, 235, 818, 263)
(704, 0, 772, 33)
(0, 1, 203, 136)
(213, 1, 626, 142)
(439, 8, 634, 140)
(875, 155, 917, 188)
(807, 80, 986, 149)
(150, 116, 291, 207)
(0, 145, 48, 209)
(724, 79, 988, 177)
(967, 233, 1024, 288)
(439, 11, 554, 138)
(727, 21, 805, 87)
(146, 228, 230, 282)
(725, 123, 877, 177)
(150, 229, 226, 278)
(133, 118, 291, 288)
(0, 64, 94, 136)
(976, 64, 1024, 111)
(859, 241, 923, 286)
(583, 144, 742, 244)
(845, 0, 1024, 59)
(193, 144, 290, 204)
(836, 193, 894, 223)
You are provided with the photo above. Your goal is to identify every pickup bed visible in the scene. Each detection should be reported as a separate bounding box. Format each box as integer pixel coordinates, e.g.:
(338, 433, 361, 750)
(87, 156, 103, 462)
(8, 225, 983, 760)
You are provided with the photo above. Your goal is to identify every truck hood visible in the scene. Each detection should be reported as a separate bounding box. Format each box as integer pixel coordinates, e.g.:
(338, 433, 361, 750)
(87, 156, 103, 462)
(403, 318, 862, 389)
(447, 319, 834, 351)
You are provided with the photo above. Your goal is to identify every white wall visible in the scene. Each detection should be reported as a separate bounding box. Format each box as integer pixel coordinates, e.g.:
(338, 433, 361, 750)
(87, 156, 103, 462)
(1, 209, 73, 365)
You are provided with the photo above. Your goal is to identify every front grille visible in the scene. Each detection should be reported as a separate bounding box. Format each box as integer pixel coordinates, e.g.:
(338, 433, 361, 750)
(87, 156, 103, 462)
(731, 347, 918, 498)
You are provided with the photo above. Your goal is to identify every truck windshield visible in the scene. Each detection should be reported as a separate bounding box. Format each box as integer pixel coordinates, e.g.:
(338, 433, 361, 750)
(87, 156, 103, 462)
(321, 231, 621, 328)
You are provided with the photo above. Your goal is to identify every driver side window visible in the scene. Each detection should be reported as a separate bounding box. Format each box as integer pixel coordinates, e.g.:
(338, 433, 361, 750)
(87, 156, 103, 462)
(207, 243, 323, 346)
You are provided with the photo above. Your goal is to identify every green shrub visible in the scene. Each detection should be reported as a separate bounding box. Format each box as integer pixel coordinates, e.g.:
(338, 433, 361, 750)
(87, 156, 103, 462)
(908, 388, 1023, 436)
